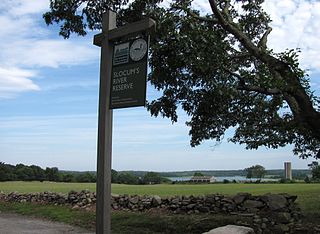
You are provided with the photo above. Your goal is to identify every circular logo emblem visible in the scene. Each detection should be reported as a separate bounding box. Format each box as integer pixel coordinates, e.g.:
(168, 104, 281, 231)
(130, 38, 148, 61)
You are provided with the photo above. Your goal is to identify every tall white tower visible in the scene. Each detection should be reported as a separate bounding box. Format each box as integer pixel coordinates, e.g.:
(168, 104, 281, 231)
(284, 162, 292, 180)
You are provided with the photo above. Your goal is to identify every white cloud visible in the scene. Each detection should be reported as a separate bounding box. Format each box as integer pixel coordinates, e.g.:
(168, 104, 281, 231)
(0, 0, 49, 16)
(263, 1, 320, 72)
(7, 0, 49, 16)
(0, 0, 98, 98)
(0, 67, 40, 99)
(3, 39, 97, 68)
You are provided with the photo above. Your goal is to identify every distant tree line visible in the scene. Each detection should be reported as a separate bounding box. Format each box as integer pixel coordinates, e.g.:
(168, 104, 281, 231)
(112, 170, 170, 185)
(0, 162, 170, 184)
(0, 162, 96, 183)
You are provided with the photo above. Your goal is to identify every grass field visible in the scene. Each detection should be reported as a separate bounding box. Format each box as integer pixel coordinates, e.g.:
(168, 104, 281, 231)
(1, 181, 319, 215)
(1, 181, 319, 233)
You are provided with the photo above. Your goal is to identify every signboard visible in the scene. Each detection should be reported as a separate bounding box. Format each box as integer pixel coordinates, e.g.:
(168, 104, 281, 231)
(110, 36, 149, 109)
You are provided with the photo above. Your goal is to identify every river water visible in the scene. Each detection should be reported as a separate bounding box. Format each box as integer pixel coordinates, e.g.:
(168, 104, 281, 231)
(167, 176, 278, 182)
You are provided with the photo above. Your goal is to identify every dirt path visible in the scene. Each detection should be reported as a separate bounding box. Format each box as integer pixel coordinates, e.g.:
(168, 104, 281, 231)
(0, 212, 94, 234)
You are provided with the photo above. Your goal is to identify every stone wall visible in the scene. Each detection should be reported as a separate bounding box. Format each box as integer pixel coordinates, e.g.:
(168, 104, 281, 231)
(0, 191, 302, 233)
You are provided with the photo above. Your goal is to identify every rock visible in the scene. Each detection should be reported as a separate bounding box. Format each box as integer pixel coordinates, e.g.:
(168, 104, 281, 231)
(253, 218, 262, 224)
(275, 212, 292, 224)
(238, 213, 255, 217)
(187, 204, 196, 210)
(205, 196, 215, 203)
(232, 193, 251, 204)
(260, 194, 287, 211)
(72, 205, 79, 209)
(112, 194, 120, 199)
(221, 197, 234, 204)
(129, 196, 139, 204)
(274, 224, 290, 233)
(171, 198, 180, 205)
(288, 196, 298, 204)
(152, 195, 162, 206)
(243, 200, 264, 209)
(198, 206, 210, 213)
(203, 225, 254, 234)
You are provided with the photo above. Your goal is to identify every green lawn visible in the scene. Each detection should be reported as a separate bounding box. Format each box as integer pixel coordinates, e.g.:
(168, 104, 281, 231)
(1, 181, 319, 232)
(1, 181, 319, 214)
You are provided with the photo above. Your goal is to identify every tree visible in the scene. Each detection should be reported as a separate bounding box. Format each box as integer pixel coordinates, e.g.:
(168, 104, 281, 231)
(311, 166, 320, 181)
(245, 165, 266, 180)
(61, 173, 75, 182)
(75, 172, 96, 182)
(111, 169, 119, 183)
(308, 161, 320, 181)
(245, 167, 253, 180)
(193, 172, 204, 176)
(45, 167, 60, 181)
(30, 165, 46, 181)
(142, 172, 162, 184)
(15, 164, 34, 181)
(117, 172, 139, 184)
(0, 162, 16, 181)
(43, 0, 320, 158)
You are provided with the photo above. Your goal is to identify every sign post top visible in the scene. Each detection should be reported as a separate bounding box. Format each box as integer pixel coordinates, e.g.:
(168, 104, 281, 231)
(94, 17, 156, 47)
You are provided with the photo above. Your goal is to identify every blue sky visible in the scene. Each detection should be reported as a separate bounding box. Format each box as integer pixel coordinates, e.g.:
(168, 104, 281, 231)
(0, 0, 319, 171)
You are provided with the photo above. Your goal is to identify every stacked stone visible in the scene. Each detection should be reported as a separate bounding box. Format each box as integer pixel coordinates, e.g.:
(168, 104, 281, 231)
(111, 194, 162, 211)
(1, 191, 67, 205)
(0, 191, 300, 214)
(0, 191, 302, 232)
(68, 190, 96, 210)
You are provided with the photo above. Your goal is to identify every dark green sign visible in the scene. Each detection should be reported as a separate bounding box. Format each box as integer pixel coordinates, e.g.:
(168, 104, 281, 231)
(110, 36, 149, 109)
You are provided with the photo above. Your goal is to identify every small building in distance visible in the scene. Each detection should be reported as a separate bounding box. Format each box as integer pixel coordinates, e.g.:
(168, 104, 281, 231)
(190, 176, 216, 183)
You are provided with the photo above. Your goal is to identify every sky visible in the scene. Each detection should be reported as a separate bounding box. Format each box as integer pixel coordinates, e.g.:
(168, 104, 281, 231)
(0, 0, 319, 172)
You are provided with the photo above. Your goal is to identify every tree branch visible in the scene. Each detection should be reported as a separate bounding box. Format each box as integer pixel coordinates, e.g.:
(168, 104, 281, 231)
(208, 0, 273, 64)
(187, 11, 218, 24)
(223, 0, 231, 16)
(239, 85, 282, 95)
(258, 27, 272, 50)
(230, 52, 251, 60)
(283, 93, 304, 124)
(172, 5, 218, 24)
(225, 69, 282, 95)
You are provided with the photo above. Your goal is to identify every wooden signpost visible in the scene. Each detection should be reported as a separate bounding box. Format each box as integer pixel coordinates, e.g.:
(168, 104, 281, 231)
(93, 11, 155, 234)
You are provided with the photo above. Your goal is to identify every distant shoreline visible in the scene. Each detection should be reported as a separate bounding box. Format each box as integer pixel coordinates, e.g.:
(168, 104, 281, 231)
(166, 176, 278, 182)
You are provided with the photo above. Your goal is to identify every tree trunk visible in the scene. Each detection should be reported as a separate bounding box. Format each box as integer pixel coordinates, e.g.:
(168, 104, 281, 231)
(280, 68, 320, 140)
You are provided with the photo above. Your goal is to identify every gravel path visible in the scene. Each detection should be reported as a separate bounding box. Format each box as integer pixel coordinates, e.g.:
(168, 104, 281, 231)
(0, 212, 94, 234)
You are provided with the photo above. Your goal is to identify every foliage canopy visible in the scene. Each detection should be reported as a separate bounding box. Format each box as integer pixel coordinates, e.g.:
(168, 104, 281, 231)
(245, 164, 266, 180)
(44, 0, 320, 158)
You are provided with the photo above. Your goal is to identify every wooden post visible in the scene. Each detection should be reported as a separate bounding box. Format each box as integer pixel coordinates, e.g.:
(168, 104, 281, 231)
(94, 10, 155, 234)
(95, 11, 116, 234)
